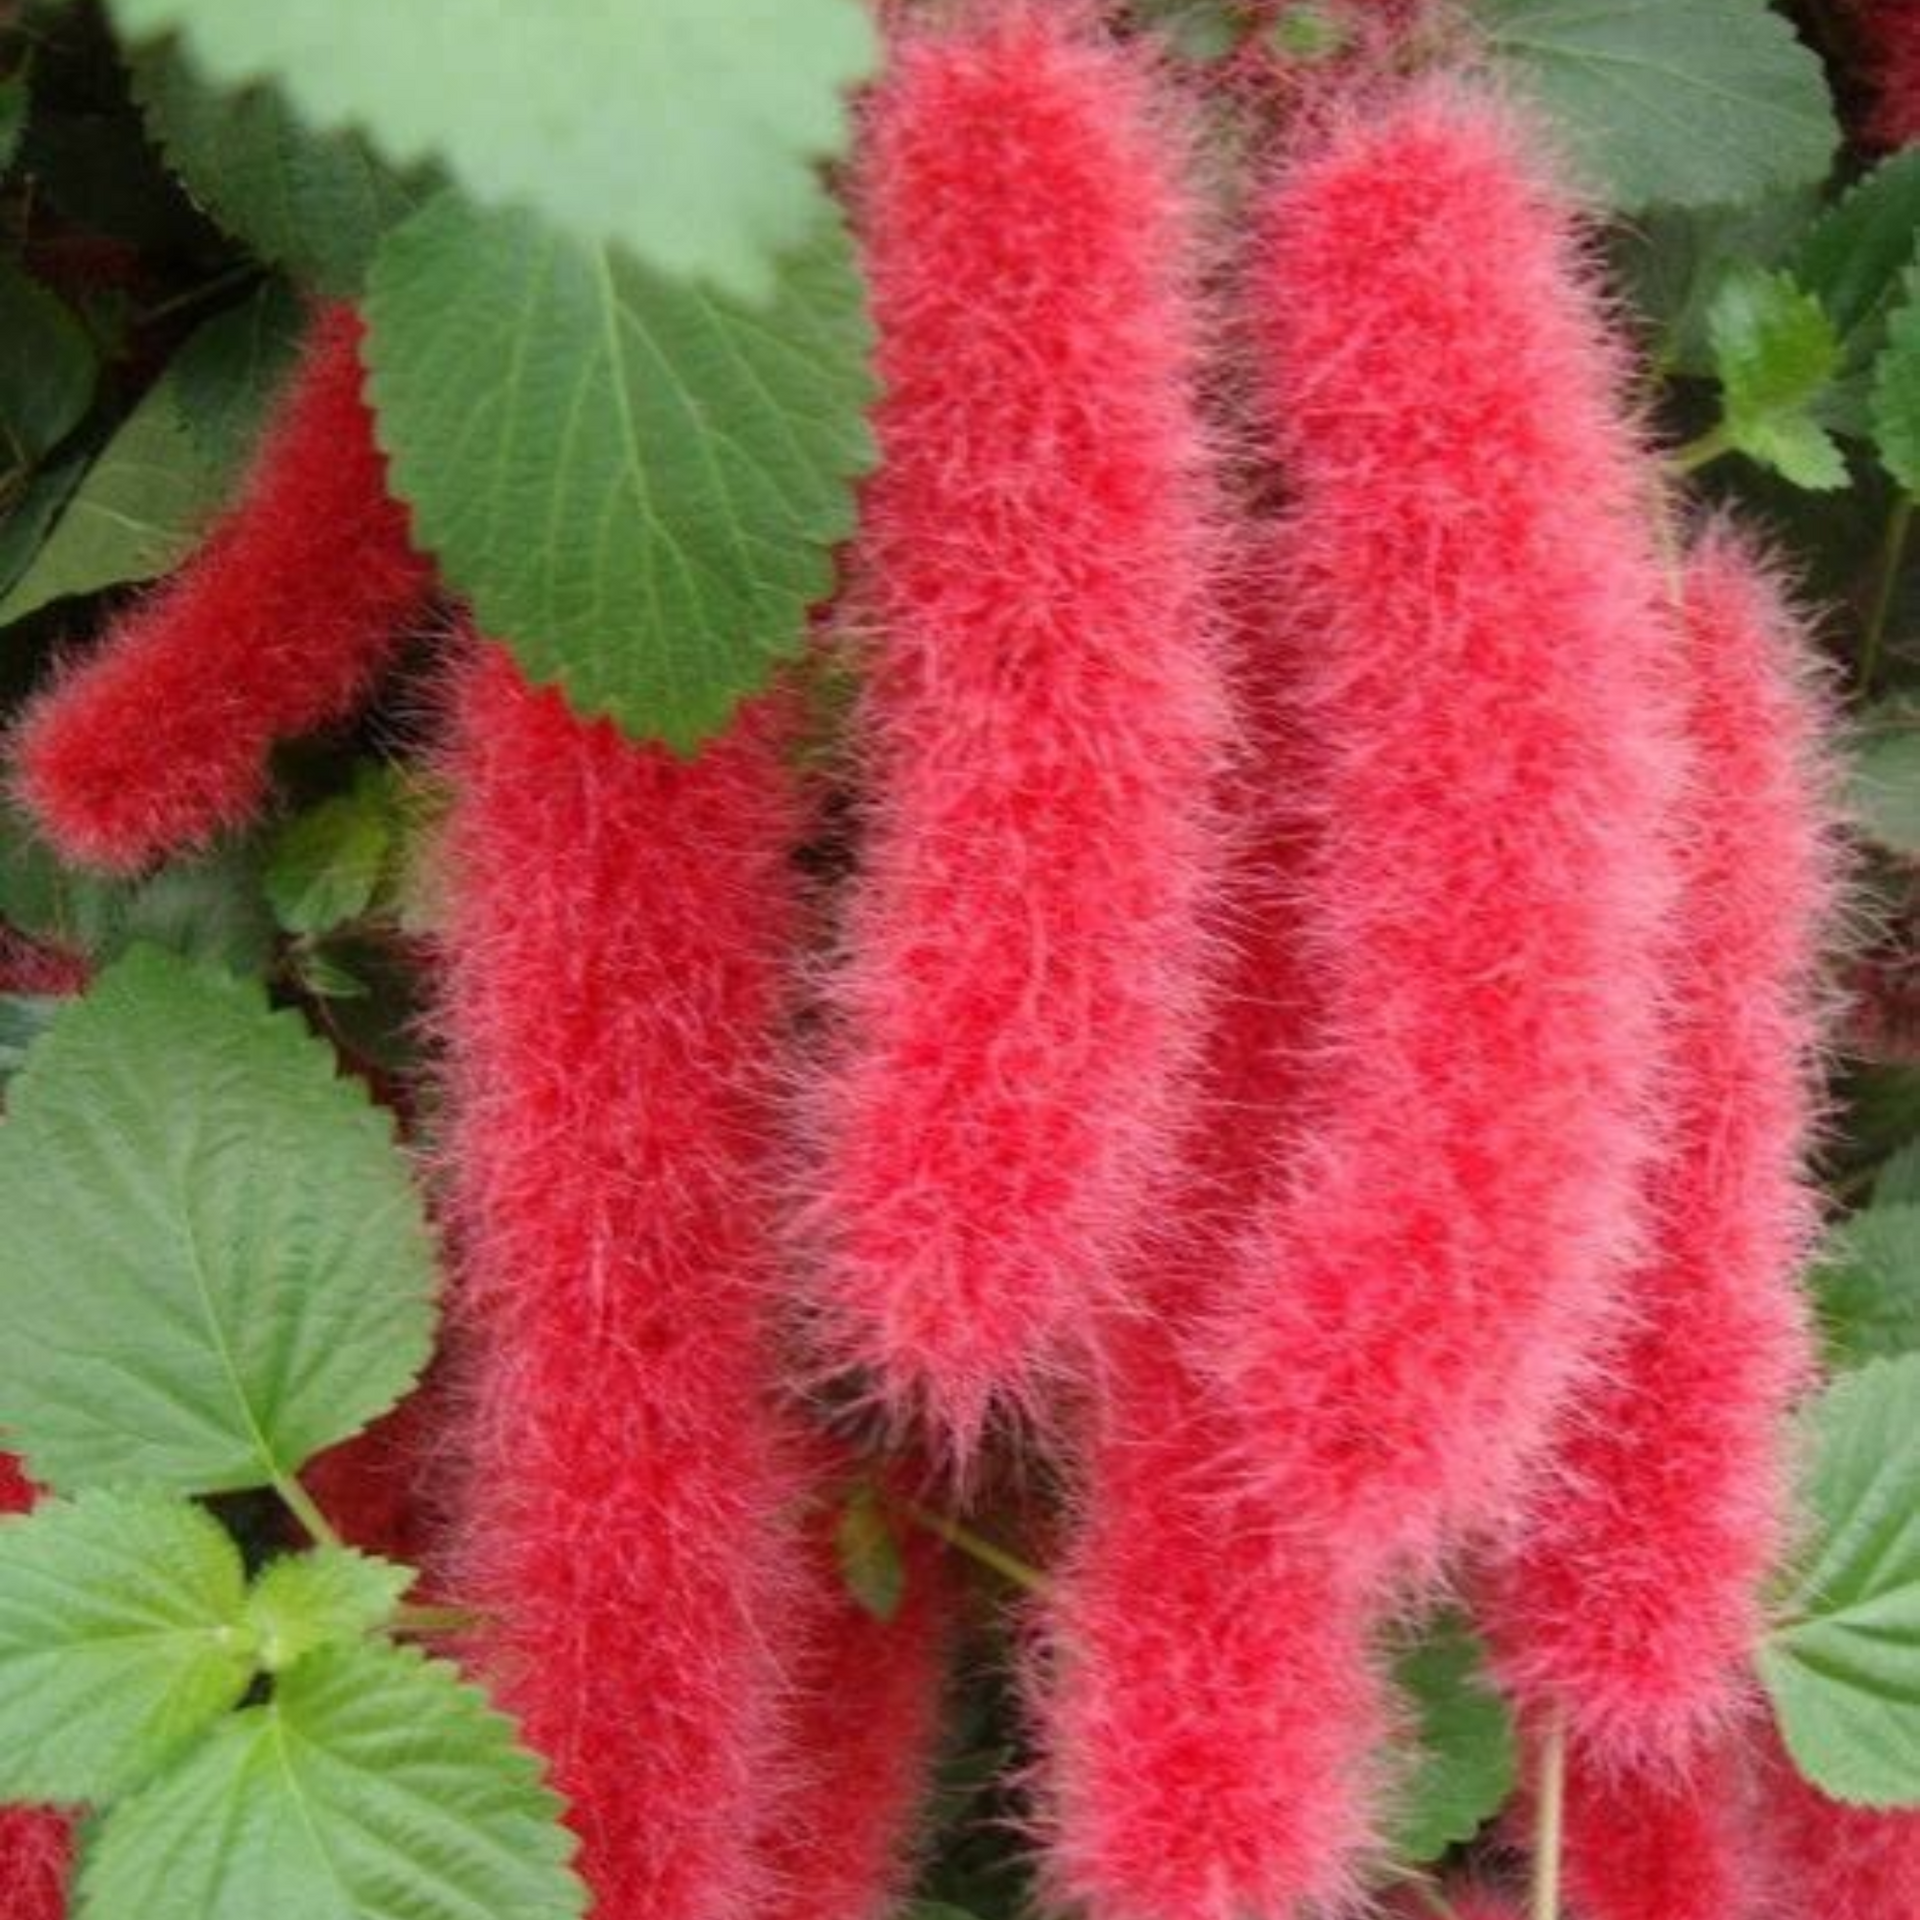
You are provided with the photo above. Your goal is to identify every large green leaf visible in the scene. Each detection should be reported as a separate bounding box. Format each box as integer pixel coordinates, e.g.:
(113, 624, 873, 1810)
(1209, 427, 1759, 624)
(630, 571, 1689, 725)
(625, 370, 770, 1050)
(0, 995, 59, 1086)
(1479, 0, 1838, 214)
(365, 194, 874, 746)
(1850, 707, 1920, 858)
(78, 1640, 585, 1920)
(1759, 1355, 1920, 1805)
(1870, 266, 1920, 498)
(0, 946, 438, 1496)
(1389, 1610, 1518, 1863)
(0, 255, 97, 466)
(105, 0, 875, 300)
(130, 46, 422, 297)
(1816, 1205, 1920, 1369)
(1793, 150, 1920, 370)
(0, 1489, 252, 1803)
(166, 279, 304, 471)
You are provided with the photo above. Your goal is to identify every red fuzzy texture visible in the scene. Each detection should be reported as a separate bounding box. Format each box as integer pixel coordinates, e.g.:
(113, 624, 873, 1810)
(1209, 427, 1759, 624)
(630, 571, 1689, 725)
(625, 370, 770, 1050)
(762, 1462, 954, 1920)
(1560, 1738, 1768, 1920)
(0, 1459, 68, 1920)
(810, 0, 1228, 1457)
(439, 647, 806, 1920)
(1849, 0, 1920, 146)
(1217, 84, 1682, 1578)
(13, 305, 432, 873)
(1760, 1726, 1920, 1918)
(1485, 531, 1831, 1769)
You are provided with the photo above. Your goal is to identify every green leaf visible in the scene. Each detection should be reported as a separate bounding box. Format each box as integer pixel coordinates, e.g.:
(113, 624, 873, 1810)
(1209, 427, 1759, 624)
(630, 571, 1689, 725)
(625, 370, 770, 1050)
(0, 453, 86, 602)
(0, 809, 274, 975)
(1870, 267, 1920, 498)
(1816, 1205, 1920, 1368)
(836, 1485, 907, 1625)
(166, 278, 304, 471)
(129, 45, 422, 297)
(0, 1489, 253, 1802)
(1875, 1139, 1920, 1209)
(1759, 1355, 1920, 1805)
(365, 196, 874, 747)
(243, 1549, 408, 1673)
(0, 371, 224, 627)
(264, 770, 397, 937)
(1131, 1, 1245, 62)
(0, 994, 59, 1085)
(105, 0, 876, 301)
(78, 1640, 585, 1920)
(1479, 0, 1838, 214)
(1708, 267, 1848, 490)
(0, 254, 97, 466)
(1793, 150, 1920, 370)
(1850, 708, 1920, 857)
(0, 946, 438, 1496)
(1389, 1610, 1518, 1863)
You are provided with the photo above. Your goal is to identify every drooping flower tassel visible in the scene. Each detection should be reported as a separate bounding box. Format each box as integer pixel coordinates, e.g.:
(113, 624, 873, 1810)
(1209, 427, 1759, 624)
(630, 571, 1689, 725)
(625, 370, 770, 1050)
(0, 1458, 68, 1920)
(1485, 530, 1834, 1769)
(1758, 1724, 1920, 1919)
(809, 0, 1229, 1459)
(438, 647, 808, 1920)
(15, 305, 432, 872)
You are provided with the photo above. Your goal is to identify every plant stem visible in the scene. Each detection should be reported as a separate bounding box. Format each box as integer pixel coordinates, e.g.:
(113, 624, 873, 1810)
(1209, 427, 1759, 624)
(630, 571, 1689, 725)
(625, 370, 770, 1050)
(275, 1471, 345, 1551)
(1860, 494, 1914, 695)
(1531, 1710, 1568, 1920)
(1669, 423, 1732, 477)
(392, 1603, 487, 1636)
(890, 1496, 1049, 1596)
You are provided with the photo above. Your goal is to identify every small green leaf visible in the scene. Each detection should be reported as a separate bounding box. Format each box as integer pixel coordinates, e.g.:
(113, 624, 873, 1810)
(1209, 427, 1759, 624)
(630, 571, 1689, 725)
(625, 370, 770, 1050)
(130, 46, 423, 297)
(166, 279, 304, 471)
(1759, 1355, 1920, 1805)
(0, 254, 97, 465)
(1816, 1205, 1920, 1368)
(1708, 268, 1848, 490)
(78, 1640, 585, 1920)
(0, 946, 438, 1496)
(105, 0, 875, 301)
(1389, 1610, 1518, 1863)
(1793, 149, 1920, 369)
(836, 1485, 907, 1625)
(264, 771, 397, 937)
(1479, 0, 1839, 214)
(365, 196, 874, 746)
(244, 1549, 408, 1673)
(1869, 268, 1920, 498)
(1850, 709, 1920, 858)
(0, 1489, 253, 1802)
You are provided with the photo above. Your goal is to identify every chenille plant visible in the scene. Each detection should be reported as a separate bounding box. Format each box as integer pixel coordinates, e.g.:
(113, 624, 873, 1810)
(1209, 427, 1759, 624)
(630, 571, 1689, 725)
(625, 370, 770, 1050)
(0, 4, 1917, 1920)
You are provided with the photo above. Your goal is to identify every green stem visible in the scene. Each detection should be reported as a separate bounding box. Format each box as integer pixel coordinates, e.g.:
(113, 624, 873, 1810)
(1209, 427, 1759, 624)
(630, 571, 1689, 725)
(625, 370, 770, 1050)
(1860, 494, 1914, 695)
(1531, 1711, 1568, 1920)
(1669, 423, 1733, 477)
(391, 1603, 487, 1636)
(891, 1497, 1049, 1596)
(275, 1472, 344, 1552)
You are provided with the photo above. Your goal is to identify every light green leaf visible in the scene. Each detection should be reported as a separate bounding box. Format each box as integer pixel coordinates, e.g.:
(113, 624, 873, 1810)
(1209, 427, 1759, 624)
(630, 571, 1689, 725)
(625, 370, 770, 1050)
(130, 46, 422, 297)
(1793, 149, 1920, 369)
(1479, 0, 1838, 213)
(105, 0, 875, 301)
(1850, 709, 1920, 857)
(244, 1550, 408, 1673)
(0, 946, 438, 1496)
(0, 254, 97, 465)
(167, 278, 304, 471)
(1389, 1610, 1518, 1863)
(1870, 267, 1920, 498)
(836, 1484, 907, 1625)
(365, 195, 874, 747)
(1816, 1205, 1920, 1368)
(1708, 267, 1848, 489)
(1760, 1355, 1920, 1805)
(0, 1489, 252, 1802)
(264, 769, 398, 936)
(78, 1640, 585, 1920)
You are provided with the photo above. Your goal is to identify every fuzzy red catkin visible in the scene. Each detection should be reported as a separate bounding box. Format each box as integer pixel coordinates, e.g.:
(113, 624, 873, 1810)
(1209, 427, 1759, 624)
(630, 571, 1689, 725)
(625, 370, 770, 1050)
(1036, 591, 1387, 1920)
(0, 1458, 68, 1920)
(1484, 530, 1832, 1769)
(439, 647, 808, 1920)
(14, 305, 433, 874)
(809, 0, 1228, 1457)
(1846, 0, 1920, 147)
(1216, 82, 1683, 1579)
(1758, 1724, 1920, 1919)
